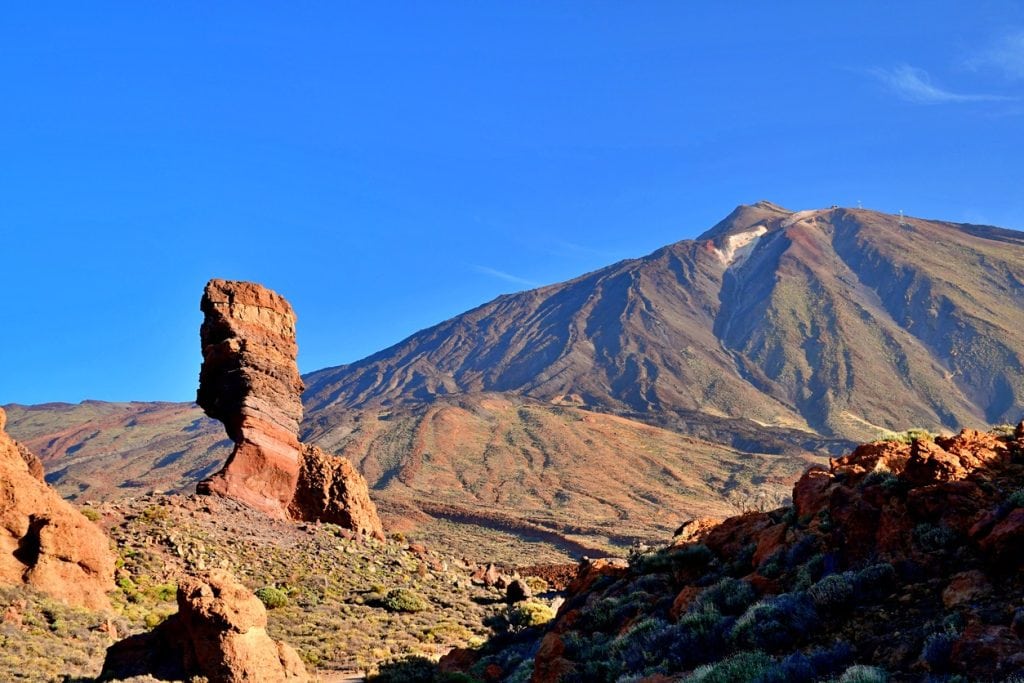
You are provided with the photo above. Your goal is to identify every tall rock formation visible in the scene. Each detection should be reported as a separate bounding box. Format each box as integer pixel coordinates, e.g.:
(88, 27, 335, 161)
(0, 406, 114, 610)
(196, 279, 305, 518)
(196, 279, 383, 536)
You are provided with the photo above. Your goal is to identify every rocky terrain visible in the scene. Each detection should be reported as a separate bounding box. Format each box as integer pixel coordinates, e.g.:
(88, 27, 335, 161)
(434, 421, 1024, 681)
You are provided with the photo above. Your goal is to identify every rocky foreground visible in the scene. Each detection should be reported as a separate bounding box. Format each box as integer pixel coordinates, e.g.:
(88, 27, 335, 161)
(437, 422, 1024, 682)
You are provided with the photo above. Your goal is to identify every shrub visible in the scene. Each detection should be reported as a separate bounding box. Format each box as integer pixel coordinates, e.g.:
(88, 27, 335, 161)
(809, 572, 854, 610)
(507, 601, 555, 631)
(838, 664, 888, 682)
(880, 429, 933, 444)
(381, 588, 429, 613)
(1006, 488, 1024, 509)
(913, 523, 959, 553)
(523, 576, 549, 594)
(731, 593, 817, 652)
(631, 543, 714, 574)
(851, 563, 897, 602)
(80, 508, 101, 522)
(695, 577, 758, 616)
(255, 586, 289, 610)
(688, 650, 775, 682)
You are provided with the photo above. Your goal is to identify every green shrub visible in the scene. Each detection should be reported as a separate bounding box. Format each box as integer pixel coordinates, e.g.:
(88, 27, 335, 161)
(688, 650, 775, 682)
(523, 576, 550, 594)
(381, 588, 429, 613)
(80, 508, 101, 522)
(838, 664, 888, 682)
(809, 572, 854, 610)
(880, 428, 933, 444)
(913, 523, 959, 553)
(1006, 488, 1024, 509)
(731, 593, 817, 652)
(255, 586, 289, 610)
(694, 577, 758, 616)
(507, 601, 555, 630)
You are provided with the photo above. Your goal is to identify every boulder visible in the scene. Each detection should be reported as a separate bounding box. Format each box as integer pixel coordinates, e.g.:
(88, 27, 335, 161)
(0, 407, 114, 610)
(289, 444, 384, 537)
(100, 569, 308, 682)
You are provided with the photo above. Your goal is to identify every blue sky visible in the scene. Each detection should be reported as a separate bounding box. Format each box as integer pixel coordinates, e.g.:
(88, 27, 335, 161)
(2, 2, 1023, 404)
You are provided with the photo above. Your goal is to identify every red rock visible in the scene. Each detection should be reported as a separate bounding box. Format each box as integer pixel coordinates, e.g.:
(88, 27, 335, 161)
(195, 279, 383, 535)
(792, 466, 833, 518)
(671, 517, 722, 546)
(196, 279, 305, 519)
(0, 407, 115, 610)
(830, 441, 912, 482)
(942, 570, 991, 608)
(703, 512, 773, 560)
(669, 585, 703, 620)
(753, 523, 788, 566)
(288, 444, 383, 537)
(979, 508, 1024, 568)
(100, 569, 309, 682)
(951, 624, 1024, 677)
(567, 558, 628, 595)
(531, 632, 575, 683)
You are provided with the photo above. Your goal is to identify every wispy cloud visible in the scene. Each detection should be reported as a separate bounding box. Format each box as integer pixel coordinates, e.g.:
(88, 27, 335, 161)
(870, 64, 1012, 104)
(471, 265, 540, 288)
(964, 30, 1024, 81)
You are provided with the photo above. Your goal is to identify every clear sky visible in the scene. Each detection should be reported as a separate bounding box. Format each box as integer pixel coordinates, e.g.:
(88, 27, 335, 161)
(2, 2, 1023, 404)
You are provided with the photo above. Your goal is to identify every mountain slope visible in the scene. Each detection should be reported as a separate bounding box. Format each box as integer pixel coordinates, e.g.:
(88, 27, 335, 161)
(4, 396, 816, 555)
(305, 203, 1024, 440)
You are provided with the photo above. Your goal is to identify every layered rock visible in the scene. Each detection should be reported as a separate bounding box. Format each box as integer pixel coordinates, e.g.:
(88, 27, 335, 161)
(197, 279, 305, 518)
(196, 279, 383, 534)
(100, 569, 308, 682)
(0, 407, 114, 610)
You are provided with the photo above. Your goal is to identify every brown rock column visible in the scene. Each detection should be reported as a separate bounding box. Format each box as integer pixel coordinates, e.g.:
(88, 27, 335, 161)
(196, 279, 306, 519)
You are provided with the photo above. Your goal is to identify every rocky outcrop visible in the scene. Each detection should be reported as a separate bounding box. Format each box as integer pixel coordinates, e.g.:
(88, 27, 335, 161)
(289, 444, 384, 537)
(100, 569, 308, 683)
(196, 279, 383, 534)
(0, 407, 114, 610)
(447, 423, 1024, 681)
(196, 279, 305, 519)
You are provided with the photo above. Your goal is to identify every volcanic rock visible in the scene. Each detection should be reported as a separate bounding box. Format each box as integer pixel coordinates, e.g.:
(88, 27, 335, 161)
(100, 569, 308, 682)
(289, 443, 384, 537)
(196, 279, 305, 519)
(195, 279, 383, 535)
(0, 407, 114, 610)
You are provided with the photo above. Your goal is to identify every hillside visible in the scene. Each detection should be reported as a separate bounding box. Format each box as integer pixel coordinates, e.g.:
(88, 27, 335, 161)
(437, 421, 1024, 682)
(306, 202, 1024, 441)
(4, 396, 819, 558)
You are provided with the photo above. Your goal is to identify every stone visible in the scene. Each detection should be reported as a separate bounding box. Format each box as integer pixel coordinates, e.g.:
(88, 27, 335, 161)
(289, 444, 384, 537)
(195, 279, 383, 536)
(0, 407, 114, 610)
(100, 569, 308, 682)
(197, 279, 305, 519)
(506, 578, 532, 603)
(942, 570, 991, 608)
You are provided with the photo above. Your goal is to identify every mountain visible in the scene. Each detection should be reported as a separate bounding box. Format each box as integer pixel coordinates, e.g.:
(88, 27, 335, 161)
(7, 202, 1024, 555)
(305, 202, 1024, 441)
